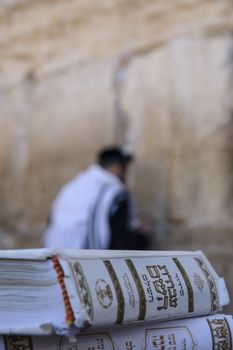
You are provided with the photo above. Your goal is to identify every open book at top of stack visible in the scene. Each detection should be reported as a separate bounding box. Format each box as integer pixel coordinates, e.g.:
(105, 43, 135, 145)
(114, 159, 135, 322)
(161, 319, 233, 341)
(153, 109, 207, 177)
(0, 249, 229, 336)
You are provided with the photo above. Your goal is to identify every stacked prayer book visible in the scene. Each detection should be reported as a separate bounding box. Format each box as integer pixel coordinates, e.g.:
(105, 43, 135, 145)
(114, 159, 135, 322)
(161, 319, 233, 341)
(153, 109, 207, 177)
(0, 249, 231, 349)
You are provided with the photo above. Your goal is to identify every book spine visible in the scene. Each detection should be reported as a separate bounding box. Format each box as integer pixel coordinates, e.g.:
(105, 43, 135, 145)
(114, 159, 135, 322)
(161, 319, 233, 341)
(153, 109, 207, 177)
(59, 252, 229, 330)
(1, 314, 232, 350)
(52, 256, 75, 326)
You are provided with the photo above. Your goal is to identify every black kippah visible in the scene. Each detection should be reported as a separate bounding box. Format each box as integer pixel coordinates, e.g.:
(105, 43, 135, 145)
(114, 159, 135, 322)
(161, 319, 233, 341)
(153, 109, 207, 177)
(98, 146, 133, 167)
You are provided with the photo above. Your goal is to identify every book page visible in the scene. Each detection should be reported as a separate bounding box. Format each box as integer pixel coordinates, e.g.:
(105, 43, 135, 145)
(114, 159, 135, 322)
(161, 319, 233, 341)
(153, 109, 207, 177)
(0, 258, 67, 335)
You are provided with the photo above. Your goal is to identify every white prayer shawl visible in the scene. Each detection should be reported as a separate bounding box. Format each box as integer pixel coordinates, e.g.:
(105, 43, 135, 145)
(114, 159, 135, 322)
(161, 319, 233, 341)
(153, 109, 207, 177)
(44, 165, 124, 249)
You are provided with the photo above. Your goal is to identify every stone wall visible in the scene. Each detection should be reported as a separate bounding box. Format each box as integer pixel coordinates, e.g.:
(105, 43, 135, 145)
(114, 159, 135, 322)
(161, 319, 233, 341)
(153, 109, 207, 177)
(0, 0, 233, 234)
(124, 36, 233, 228)
(1, 0, 233, 235)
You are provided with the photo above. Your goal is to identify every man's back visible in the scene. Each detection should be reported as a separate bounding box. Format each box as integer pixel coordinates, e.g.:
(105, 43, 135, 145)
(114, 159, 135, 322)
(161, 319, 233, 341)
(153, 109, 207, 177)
(44, 165, 124, 249)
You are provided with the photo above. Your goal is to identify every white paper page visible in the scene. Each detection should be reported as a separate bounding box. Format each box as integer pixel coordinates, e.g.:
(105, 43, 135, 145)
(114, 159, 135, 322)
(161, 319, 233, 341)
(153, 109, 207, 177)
(0, 249, 52, 260)
(0, 259, 66, 335)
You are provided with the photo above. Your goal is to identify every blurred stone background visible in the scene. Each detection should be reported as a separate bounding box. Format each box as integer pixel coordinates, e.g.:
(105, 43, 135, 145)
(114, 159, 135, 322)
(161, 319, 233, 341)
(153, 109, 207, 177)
(0, 0, 233, 310)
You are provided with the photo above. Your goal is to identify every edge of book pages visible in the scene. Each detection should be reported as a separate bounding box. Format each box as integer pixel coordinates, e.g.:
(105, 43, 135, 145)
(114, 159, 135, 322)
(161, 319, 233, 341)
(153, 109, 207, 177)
(0, 248, 229, 337)
(1, 314, 233, 350)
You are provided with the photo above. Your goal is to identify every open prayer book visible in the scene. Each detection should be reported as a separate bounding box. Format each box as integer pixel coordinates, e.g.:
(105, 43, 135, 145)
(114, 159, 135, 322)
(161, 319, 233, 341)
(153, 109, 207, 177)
(2, 314, 232, 350)
(0, 249, 229, 336)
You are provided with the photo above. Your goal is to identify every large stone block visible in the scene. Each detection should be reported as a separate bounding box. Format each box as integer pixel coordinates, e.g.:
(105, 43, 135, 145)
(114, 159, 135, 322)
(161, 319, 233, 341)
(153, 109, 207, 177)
(123, 36, 233, 227)
(0, 84, 32, 228)
(23, 60, 115, 228)
(1, 0, 232, 86)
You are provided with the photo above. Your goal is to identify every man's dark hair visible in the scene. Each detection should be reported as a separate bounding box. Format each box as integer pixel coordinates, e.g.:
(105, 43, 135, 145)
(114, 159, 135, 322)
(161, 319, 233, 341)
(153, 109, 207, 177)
(98, 146, 133, 168)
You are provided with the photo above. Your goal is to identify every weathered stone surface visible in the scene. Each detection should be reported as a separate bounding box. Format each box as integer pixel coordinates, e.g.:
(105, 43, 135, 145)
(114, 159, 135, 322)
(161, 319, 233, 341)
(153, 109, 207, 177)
(0, 0, 233, 87)
(0, 60, 115, 231)
(0, 84, 32, 228)
(123, 35, 233, 228)
(24, 59, 115, 227)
